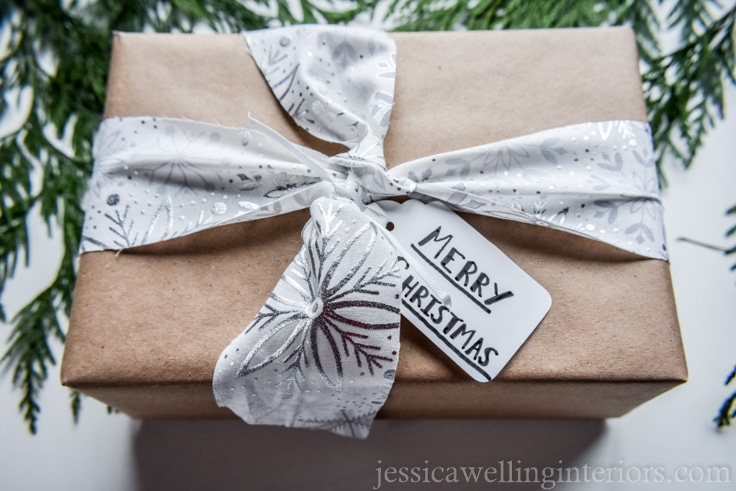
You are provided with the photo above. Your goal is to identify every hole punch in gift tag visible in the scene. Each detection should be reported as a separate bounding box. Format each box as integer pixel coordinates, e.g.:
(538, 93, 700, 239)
(378, 200, 552, 382)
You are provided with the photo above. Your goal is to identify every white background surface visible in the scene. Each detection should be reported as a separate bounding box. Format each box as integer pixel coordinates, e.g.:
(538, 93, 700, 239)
(1, 38, 736, 491)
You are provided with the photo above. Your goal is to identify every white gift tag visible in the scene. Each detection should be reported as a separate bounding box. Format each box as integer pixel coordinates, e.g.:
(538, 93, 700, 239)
(378, 200, 551, 382)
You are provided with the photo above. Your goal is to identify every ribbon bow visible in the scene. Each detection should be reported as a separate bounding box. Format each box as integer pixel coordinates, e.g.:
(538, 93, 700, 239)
(82, 25, 666, 438)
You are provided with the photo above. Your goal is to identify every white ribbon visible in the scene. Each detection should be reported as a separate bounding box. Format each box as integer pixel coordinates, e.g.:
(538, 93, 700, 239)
(81, 25, 667, 438)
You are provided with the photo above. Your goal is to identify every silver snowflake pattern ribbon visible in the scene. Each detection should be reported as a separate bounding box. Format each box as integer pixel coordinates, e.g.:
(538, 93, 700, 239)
(81, 25, 668, 437)
(214, 197, 401, 438)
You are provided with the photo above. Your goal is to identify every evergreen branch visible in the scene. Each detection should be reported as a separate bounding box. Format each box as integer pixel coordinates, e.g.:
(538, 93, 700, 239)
(715, 392, 736, 427)
(644, 2, 736, 184)
(714, 202, 736, 426)
(70, 390, 82, 423)
(726, 364, 736, 385)
(715, 365, 736, 427)
(0, 281, 66, 434)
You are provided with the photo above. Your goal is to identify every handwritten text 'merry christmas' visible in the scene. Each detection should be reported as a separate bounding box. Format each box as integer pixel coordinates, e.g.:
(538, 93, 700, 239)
(401, 226, 515, 373)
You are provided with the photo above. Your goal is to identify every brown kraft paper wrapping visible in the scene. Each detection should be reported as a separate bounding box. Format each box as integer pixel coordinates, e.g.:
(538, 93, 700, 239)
(61, 28, 687, 419)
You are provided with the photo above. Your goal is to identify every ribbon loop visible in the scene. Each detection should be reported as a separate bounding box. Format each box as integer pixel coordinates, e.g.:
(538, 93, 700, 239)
(214, 196, 401, 438)
(246, 26, 396, 147)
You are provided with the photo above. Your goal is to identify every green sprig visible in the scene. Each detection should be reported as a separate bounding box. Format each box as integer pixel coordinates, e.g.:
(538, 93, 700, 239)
(716, 205, 736, 427)
(728, 204, 736, 270)
(715, 364, 736, 427)
(644, 2, 736, 181)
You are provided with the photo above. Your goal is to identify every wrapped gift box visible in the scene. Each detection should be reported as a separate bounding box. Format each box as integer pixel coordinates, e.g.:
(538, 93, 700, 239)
(61, 27, 686, 419)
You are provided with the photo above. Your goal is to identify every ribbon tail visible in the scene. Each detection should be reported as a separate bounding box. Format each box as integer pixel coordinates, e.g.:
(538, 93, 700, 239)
(388, 120, 668, 260)
(213, 197, 402, 438)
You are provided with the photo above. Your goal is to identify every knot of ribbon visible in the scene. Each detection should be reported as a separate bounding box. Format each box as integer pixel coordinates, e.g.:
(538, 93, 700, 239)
(81, 25, 667, 438)
(247, 117, 415, 206)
